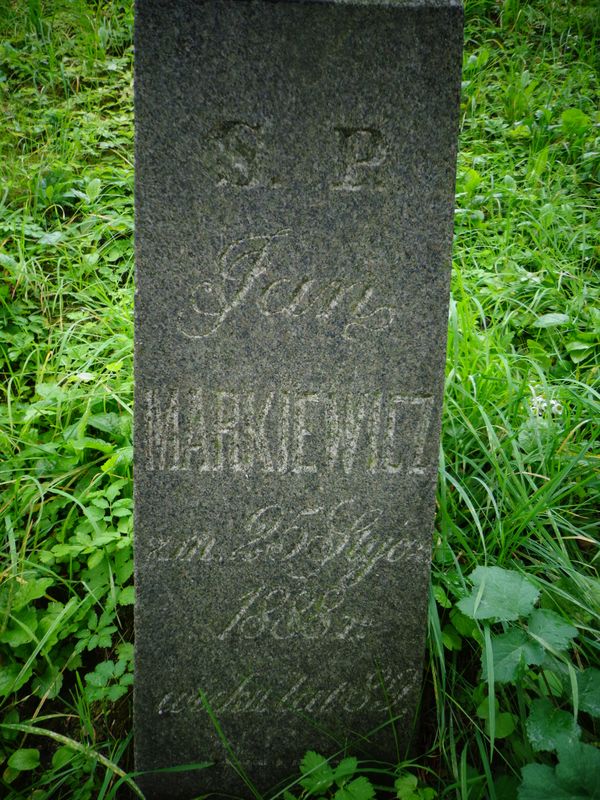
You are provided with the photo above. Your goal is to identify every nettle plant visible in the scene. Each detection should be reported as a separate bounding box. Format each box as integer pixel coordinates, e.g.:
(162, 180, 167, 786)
(448, 566, 600, 799)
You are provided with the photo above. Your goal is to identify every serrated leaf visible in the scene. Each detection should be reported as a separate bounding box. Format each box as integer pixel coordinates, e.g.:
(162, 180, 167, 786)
(433, 584, 452, 609)
(578, 668, 600, 718)
(560, 108, 591, 136)
(118, 585, 135, 605)
(458, 566, 539, 622)
(105, 479, 127, 502)
(526, 698, 580, 752)
(86, 660, 115, 687)
(32, 665, 63, 699)
(13, 577, 54, 612)
(442, 623, 462, 651)
(8, 748, 40, 771)
(300, 751, 334, 795)
(333, 757, 358, 785)
(0, 662, 32, 696)
(334, 776, 375, 800)
(483, 628, 544, 683)
(395, 773, 418, 798)
(527, 609, 578, 653)
(117, 642, 134, 662)
(107, 684, 128, 701)
(0, 607, 38, 647)
(555, 740, 600, 797)
(519, 764, 572, 800)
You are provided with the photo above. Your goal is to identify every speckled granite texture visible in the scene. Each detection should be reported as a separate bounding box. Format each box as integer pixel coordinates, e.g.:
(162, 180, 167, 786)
(134, 1, 463, 796)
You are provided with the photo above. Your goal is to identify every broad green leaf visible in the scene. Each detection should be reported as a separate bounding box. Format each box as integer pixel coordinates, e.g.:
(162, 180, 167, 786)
(442, 623, 462, 651)
(86, 177, 101, 201)
(300, 751, 334, 795)
(333, 757, 358, 785)
(0, 663, 32, 696)
(334, 776, 375, 800)
(86, 660, 116, 688)
(555, 740, 600, 797)
(395, 773, 418, 798)
(578, 668, 600, 718)
(118, 586, 135, 605)
(527, 609, 577, 653)
(0, 607, 38, 647)
(117, 642, 134, 662)
(87, 551, 105, 570)
(458, 566, 539, 622)
(32, 665, 63, 699)
(106, 684, 128, 701)
(451, 609, 478, 637)
(0, 252, 18, 268)
(487, 711, 517, 739)
(52, 745, 74, 769)
(532, 313, 570, 329)
(526, 698, 580, 752)
(38, 230, 63, 246)
(560, 108, 591, 137)
(520, 741, 600, 799)
(433, 584, 452, 609)
(483, 628, 544, 683)
(87, 412, 126, 436)
(12, 577, 54, 612)
(8, 748, 40, 771)
(67, 436, 114, 454)
(495, 774, 521, 800)
(519, 764, 575, 800)
(476, 696, 499, 720)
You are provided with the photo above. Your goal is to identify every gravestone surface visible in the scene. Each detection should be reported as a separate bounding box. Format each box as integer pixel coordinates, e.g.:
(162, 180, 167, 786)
(134, 1, 463, 797)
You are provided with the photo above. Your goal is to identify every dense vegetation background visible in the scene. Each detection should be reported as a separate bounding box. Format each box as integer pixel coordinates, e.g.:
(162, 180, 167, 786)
(0, 0, 598, 797)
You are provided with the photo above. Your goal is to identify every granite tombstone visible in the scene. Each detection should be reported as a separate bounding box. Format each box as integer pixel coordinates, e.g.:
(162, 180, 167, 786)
(134, 1, 463, 796)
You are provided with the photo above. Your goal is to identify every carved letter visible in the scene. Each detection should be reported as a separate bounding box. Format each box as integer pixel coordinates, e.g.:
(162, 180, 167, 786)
(144, 390, 180, 471)
(333, 127, 387, 191)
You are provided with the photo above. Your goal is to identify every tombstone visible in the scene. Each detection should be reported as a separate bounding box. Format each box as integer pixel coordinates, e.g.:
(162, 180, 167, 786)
(134, 1, 463, 797)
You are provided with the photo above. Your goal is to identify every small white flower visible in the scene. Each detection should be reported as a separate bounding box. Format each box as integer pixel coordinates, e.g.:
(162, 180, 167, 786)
(528, 385, 562, 416)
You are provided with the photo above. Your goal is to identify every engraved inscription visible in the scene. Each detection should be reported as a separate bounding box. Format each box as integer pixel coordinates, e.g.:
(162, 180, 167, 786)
(207, 121, 267, 188)
(142, 388, 435, 475)
(333, 128, 387, 191)
(146, 500, 429, 641)
(177, 231, 396, 341)
(157, 666, 418, 716)
(147, 501, 423, 571)
(216, 586, 373, 641)
(203, 121, 388, 190)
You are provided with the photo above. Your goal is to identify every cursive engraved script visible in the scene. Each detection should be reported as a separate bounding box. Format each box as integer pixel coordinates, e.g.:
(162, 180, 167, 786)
(147, 500, 422, 576)
(177, 231, 396, 341)
(157, 666, 417, 716)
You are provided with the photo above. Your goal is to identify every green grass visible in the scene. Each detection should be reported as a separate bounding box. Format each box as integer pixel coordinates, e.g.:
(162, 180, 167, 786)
(0, 0, 598, 797)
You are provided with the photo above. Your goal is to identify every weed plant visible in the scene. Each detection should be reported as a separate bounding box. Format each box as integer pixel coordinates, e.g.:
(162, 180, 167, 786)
(0, 0, 598, 798)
